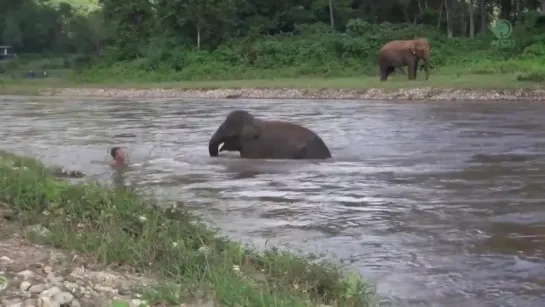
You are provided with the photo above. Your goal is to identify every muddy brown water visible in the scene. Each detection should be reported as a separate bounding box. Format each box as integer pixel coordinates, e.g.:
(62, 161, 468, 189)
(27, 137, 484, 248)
(1, 96, 545, 306)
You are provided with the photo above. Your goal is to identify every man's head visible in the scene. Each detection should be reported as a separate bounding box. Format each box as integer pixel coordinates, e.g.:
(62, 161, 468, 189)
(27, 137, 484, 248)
(110, 147, 126, 165)
(110, 147, 120, 158)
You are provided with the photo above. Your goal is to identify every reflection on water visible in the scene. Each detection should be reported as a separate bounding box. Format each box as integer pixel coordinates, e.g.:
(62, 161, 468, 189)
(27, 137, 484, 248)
(1, 96, 545, 306)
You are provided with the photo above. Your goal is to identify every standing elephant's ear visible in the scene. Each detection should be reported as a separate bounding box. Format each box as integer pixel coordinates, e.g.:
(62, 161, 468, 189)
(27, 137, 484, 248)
(409, 42, 417, 55)
(240, 123, 260, 140)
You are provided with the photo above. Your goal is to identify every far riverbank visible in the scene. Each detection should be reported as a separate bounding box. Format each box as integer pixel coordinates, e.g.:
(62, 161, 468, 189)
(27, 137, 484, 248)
(2, 74, 545, 101)
(36, 87, 545, 101)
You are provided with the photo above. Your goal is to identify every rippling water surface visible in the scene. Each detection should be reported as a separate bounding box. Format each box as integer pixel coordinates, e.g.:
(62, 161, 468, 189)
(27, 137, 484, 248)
(1, 96, 545, 306)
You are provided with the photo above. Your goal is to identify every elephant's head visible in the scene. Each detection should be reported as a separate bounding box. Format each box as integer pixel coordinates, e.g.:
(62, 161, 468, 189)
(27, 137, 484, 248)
(409, 38, 431, 80)
(208, 110, 260, 157)
(409, 38, 430, 58)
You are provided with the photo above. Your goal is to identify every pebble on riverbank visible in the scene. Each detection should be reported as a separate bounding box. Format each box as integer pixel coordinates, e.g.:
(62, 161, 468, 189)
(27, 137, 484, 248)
(0, 222, 155, 307)
(37, 87, 545, 101)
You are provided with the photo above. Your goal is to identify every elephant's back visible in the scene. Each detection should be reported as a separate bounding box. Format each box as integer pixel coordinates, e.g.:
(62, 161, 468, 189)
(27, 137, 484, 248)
(263, 120, 321, 138)
(259, 120, 331, 159)
(380, 40, 411, 52)
(307, 134, 332, 158)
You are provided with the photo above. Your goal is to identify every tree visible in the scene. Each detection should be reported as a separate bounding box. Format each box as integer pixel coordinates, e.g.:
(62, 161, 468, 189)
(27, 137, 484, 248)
(156, 0, 237, 49)
(100, 0, 154, 59)
(3, 13, 23, 48)
(469, 0, 475, 37)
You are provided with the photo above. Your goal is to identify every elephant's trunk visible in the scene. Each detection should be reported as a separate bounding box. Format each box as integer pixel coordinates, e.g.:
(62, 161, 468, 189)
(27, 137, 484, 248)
(423, 57, 430, 80)
(208, 131, 224, 157)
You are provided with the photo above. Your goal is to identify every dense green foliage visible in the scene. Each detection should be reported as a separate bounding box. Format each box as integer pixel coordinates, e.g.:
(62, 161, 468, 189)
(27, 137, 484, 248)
(2, 0, 545, 82)
(0, 0, 102, 54)
(0, 150, 374, 306)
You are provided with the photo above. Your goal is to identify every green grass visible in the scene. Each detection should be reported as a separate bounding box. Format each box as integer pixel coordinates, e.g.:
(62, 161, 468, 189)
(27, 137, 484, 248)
(111, 301, 130, 307)
(88, 74, 543, 90)
(0, 150, 375, 306)
(1, 73, 543, 96)
(2, 56, 544, 95)
(1, 54, 544, 94)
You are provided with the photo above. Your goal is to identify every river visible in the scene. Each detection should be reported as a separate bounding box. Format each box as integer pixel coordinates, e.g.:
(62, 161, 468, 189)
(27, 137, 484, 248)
(1, 96, 545, 307)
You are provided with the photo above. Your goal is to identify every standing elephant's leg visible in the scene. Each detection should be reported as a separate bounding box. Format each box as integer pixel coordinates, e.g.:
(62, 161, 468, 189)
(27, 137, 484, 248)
(380, 66, 395, 81)
(379, 62, 389, 81)
(381, 66, 395, 81)
(379, 56, 395, 81)
(413, 58, 418, 80)
(407, 60, 416, 80)
(386, 66, 395, 77)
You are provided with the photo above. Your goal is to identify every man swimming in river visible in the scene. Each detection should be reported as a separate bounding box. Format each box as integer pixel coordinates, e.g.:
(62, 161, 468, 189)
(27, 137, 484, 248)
(110, 146, 127, 167)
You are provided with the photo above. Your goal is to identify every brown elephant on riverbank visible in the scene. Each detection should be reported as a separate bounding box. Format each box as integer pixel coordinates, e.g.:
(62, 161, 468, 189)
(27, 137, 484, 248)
(378, 38, 431, 81)
(208, 110, 332, 160)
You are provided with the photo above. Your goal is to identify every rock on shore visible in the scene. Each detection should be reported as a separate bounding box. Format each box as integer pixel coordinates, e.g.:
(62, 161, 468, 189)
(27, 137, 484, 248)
(38, 87, 545, 101)
(0, 216, 214, 307)
(0, 235, 154, 307)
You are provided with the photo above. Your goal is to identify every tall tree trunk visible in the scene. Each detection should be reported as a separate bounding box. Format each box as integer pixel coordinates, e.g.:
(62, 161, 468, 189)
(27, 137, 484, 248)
(445, 0, 453, 38)
(480, 0, 486, 34)
(541, 0, 545, 14)
(513, 0, 521, 25)
(500, 0, 512, 20)
(437, 0, 444, 30)
(328, 0, 335, 29)
(197, 23, 201, 49)
(403, 6, 410, 23)
(469, 0, 475, 37)
(460, 0, 467, 36)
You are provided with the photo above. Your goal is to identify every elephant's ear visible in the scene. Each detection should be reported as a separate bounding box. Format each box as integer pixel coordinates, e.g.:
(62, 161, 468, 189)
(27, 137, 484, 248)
(241, 123, 260, 140)
(409, 42, 417, 55)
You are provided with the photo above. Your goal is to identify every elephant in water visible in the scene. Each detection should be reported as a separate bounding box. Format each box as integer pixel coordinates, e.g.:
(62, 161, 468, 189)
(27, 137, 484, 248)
(208, 110, 332, 160)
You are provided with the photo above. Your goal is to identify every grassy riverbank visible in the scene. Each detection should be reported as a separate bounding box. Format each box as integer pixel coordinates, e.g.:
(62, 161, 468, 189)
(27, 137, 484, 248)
(2, 73, 545, 101)
(0, 151, 374, 306)
(1, 73, 544, 94)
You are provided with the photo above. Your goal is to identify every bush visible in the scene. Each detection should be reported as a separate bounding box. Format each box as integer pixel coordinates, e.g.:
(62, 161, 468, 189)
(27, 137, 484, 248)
(516, 68, 545, 82)
(73, 18, 545, 83)
(71, 54, 95, 72)
(0, 151, 375, 306)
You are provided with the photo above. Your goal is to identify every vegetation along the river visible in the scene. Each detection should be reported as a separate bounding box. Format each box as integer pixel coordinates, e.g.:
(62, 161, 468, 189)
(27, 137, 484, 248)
(0, 150, 375, 306)
(1, 0, 545, 94)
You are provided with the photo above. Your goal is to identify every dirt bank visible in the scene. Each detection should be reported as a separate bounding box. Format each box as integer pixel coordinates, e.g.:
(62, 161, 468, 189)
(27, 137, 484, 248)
(36, 87, 545, 101)
(0, 210, 153, 307)
(0, 203, 212, 307)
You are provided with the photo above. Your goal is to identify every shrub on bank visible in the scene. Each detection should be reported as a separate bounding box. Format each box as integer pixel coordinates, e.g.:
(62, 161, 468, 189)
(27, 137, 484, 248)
(71, 19, 545, 83)
(516, 68, 545, 82)
(0, 151, 375, 306)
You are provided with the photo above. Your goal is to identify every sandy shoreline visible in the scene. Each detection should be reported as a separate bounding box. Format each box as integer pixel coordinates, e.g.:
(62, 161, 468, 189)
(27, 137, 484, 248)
(16, 87, 545, 100)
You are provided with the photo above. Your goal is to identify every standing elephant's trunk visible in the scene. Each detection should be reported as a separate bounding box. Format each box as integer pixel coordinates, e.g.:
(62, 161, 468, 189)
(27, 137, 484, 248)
(208, 130, 224, 157)
(423, 56, 430, 80)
